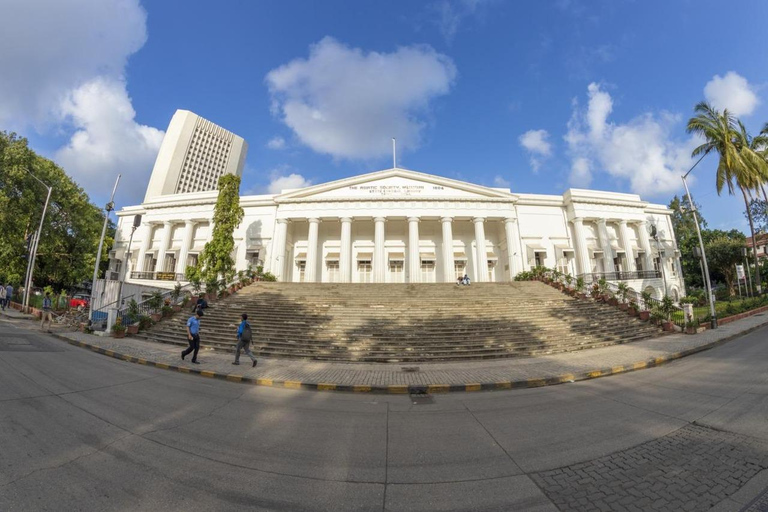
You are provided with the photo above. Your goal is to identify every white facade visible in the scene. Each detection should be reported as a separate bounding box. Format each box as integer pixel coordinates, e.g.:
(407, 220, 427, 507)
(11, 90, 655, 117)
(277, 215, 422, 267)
(111, 167, 685, 300)
(144, 110, 248, 201)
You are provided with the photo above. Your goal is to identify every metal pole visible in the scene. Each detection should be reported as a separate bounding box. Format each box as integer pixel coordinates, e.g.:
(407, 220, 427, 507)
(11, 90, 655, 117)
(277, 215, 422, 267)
(655, 236, 668, 297)
(21, 232, 36, 309)
(392, 138, 397, 168)
(115, 224, 137, 310)
(736, 264, 743, 298)
(89, 175, 121, 322)
(744, 255, 753, 297)
(23, 186, 52, 313)
(682, 173, 717, 328)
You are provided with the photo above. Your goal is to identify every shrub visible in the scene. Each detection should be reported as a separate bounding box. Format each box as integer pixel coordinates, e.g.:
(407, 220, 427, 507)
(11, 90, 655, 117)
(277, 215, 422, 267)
(261, 272, 277, 282)
(576, 277, 585, 292)
(659, 296, 675, 321)
(147, 291, 163, 312)
(161, 304, 174, 316)
(640, 290, 653, 311)
(138, 315, 153, 330)
(111, 317, 126, 333)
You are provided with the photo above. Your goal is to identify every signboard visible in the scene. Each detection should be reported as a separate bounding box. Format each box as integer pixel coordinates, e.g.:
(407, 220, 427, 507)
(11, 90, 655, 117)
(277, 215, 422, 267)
(736, 264, 745, 280)
(156, 272, 177, 281)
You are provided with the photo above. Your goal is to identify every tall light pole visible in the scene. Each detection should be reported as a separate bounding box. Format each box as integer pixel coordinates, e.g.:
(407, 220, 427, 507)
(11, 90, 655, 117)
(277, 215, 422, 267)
(22, 169, 53, 313)
(89, 175, 121, 322)
(115, 214, 141, 311)
(650, 225, 668, 297)
(682, 154, 717, 328)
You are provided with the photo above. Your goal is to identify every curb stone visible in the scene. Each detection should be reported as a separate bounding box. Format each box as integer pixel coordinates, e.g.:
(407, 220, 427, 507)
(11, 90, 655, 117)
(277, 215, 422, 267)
(48, 316, 768, 393)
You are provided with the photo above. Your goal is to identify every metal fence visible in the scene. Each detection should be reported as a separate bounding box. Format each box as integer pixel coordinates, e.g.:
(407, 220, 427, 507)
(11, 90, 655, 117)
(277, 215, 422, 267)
(580, 270, 662, 282)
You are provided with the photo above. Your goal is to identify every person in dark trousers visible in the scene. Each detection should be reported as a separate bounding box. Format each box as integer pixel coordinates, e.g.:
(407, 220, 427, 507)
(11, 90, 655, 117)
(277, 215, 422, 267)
(192, 293, 208, 313)
(232, 313, 257, 367)
(182, 309, 203, 364)
(41, 292, 53, 331)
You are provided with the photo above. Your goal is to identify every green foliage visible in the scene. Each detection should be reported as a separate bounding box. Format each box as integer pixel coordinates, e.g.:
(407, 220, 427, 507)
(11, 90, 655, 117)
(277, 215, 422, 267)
(126, 299, 140, 325)
(147, 291, 163, 312)
(705, 235, 746, 295)
(171, 282, 182, 302)
(111, 317, 126, 333)
(138, 315, 153, 330)
(196, 174, 244, 283)
(616, 282, 629, 303)
(575, 277, 585, 292)
(260, 272, 277, 282)
(0, 132, 112, 290)
(205, 277, 221, 297)
(186, 265, 202, 293)
(659, 295, 676, 320)
(640, 290, 653, 311)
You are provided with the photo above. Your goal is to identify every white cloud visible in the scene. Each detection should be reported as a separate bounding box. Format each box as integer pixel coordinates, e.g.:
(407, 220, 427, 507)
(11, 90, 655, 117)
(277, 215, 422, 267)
(267, 172, 312, 194)
(266, 37, 456, 160)
(493, 175, 511, 188)
(266, 136, 286, 150)
(0, 0, 162, 205)
(55, 78, 164, 201)
(432, 0, 488, 43)
(519, 129, 552, 172)
(0, 0, 147, 128)
(704, 71, 760, 117)
(565, 82, 697, 196)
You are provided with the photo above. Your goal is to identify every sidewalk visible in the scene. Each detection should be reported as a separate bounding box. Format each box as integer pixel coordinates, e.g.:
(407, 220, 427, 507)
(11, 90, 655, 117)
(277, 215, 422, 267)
(4, 306, 768, 393)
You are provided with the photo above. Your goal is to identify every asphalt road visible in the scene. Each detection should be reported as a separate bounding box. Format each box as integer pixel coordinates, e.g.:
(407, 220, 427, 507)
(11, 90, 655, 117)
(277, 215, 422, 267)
(1, 318, 767, 512)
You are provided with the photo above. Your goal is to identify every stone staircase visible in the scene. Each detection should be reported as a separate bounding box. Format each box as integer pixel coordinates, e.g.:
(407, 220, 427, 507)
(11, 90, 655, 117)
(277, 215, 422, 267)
(135, 282, 662, 363)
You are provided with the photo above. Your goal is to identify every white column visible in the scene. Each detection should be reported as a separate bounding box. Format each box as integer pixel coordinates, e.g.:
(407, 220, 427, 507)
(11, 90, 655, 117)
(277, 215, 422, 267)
(156, 221, 173, 273)
(473, 217, 487, 282)
(374, 217, 386, 283)
(441, 217, 455, 283)
(596, 219, 614, 273)
(618, 220, 636, 272)
(571, 218, 592, 276)
(637, 221, 654, 271)
(136, 223, 153, 274)
(408, 216, 420, 283)
(504, 218, 520, 281)
(271, 219, 289, 280)
(176, 220, 196, 275)
(305, 218, 320, 283)
(340, 217, 352, 283)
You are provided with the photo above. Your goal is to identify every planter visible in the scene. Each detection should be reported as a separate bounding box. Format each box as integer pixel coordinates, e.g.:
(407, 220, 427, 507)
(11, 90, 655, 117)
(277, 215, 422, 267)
(685, 327, 697, 335)
(79, 322, 89, 332)
(150, 313, 162, 322)
(576, 293, 587, 300)
(628, 308, 638, 317)
(126, 324, 139, 335)
(172, 305, 182, 312)
(618, 303, 628, 311)
(608, 298, 618, 307)
(639, 311, 651, 321)
(662, 321, 676, 332)
(112, 330, 126, 339)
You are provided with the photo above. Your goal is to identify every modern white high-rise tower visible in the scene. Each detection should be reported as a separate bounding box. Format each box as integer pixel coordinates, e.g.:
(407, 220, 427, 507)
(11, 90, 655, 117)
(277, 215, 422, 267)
(144, 110, 248, 201)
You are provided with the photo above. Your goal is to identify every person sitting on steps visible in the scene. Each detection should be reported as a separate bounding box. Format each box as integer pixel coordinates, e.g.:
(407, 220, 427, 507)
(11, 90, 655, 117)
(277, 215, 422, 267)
(462, 274, 471, 286)
(232, 313, 257, 367)
(192, 293, 208, 313)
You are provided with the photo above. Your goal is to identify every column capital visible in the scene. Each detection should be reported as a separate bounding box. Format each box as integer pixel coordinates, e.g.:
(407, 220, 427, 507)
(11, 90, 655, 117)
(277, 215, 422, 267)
(307, 217, 320, 224)
(504, 217, 517, 225)
(618, 219, 628, 226)
(374, 216, 387, 223)
(441, 216, 453, 223)
(407, 216, 420, 223)
(596, 218, 607, 226)
(162, 220, 173, 227)
(184, 219, 196, 227)
(277, 218, 290, 225)
(571, 217, 585, 224)
(339, 217, 353, 224)
(473, 217, 486, 224)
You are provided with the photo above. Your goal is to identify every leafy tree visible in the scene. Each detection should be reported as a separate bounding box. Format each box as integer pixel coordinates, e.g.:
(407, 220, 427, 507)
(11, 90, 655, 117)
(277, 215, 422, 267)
(687, 103, 768, 292)
(0, 132, 111, 292)
(669, 195, 708, 288)
(196, 174, 244, 284)
(704, 235, 745, 296)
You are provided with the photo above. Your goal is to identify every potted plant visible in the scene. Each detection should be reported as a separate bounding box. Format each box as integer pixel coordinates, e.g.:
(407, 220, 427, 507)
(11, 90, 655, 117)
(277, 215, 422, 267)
(126, 299, 140, 334)
(616, 283, 629, 311)
(564, 274, 573, 293)
(659, 295, 676, 332)
(111, 317, 127, 338)
(590, 283, 601, 300)
(205, 278, 220, 302)
(684, 319, 700, 334)
(138, 315, 153, 331)
(147, 291, 163, 322)
(161, 304, 174, 317)
(575, 277, 586, 299)
(628, 300, 639, 317)
(639, 291, 653, 321)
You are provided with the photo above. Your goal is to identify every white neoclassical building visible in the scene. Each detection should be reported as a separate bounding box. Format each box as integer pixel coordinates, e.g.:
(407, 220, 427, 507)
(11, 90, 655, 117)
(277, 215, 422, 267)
(110, 167, 685, 300)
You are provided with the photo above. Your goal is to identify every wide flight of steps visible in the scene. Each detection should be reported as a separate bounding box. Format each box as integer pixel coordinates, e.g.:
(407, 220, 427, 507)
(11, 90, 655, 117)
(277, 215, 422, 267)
(135, 282, 661, 363)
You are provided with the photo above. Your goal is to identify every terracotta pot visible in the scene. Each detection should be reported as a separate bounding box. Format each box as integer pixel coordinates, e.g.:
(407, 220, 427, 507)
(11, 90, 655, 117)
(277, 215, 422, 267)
(80, 322, 89, 332)
(685, 327, 697, 335)
(618, 303, 628, 311)
(608, 298, 618, 306)
(662, 321, 676, 332)
(112, 330, 126, 339)
(150, 313, 162, 322)
(577, 292, 587, 299)
(172, 305, 182, 312)
(126, 324, 139, 335)
(639, 311, 651, 321)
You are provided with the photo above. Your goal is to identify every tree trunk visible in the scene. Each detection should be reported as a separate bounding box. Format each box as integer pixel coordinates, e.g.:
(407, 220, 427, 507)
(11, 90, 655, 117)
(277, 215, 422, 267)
(741, 185, 762, 293)
(761, 184, 768, 203)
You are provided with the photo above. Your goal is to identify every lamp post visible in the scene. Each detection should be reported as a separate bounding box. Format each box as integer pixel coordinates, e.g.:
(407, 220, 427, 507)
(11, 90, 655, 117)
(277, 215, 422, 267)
(650, 225, 668, 297)
(682, 155, 717, 328)
(22, 169, 53, 314)
(89, 175, 121, 322)
(742, 247, 753, 297)
(115, 214, 142, 311)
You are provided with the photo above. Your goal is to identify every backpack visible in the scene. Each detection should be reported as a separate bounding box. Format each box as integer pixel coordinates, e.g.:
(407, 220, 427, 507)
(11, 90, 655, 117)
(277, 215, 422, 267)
(241, 322, 252, 343)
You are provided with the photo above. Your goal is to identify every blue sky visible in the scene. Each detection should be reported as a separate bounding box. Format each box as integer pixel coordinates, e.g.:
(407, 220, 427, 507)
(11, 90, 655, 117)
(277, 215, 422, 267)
(3, 0, 768, 232)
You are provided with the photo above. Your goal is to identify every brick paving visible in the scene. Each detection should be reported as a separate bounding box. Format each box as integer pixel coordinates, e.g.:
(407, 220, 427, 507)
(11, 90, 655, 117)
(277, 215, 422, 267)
(531, 424, 768, 512)
(3, 306, 767, 388)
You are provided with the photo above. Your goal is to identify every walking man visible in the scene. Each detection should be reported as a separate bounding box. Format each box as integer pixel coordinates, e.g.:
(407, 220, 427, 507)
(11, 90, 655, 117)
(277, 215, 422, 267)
(5, 282, 13, 309)
(232, 313, 257, 367)
(182, 309, 203, 364)
(0, 284, 6, 311)
(41, 292, 53, 331)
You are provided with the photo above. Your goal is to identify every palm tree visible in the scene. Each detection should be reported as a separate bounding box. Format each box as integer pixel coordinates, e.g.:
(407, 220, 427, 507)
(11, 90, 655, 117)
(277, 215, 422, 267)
(687, 102, 768, 293)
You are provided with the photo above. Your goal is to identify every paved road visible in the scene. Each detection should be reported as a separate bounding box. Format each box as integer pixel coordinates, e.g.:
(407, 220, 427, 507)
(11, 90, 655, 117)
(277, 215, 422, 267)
(1, 318, 767, 511)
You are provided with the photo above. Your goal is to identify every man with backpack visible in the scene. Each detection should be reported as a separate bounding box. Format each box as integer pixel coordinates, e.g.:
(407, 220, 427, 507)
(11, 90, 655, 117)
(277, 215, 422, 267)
(233, 313, 257, 367)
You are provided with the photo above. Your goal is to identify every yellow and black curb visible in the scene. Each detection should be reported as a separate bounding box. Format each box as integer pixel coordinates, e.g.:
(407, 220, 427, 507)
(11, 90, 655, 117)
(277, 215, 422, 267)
(51, 320, 767, 394)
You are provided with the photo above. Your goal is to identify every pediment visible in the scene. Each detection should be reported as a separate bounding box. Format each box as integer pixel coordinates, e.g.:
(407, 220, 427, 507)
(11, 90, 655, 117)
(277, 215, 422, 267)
(275, 168, 516, 202)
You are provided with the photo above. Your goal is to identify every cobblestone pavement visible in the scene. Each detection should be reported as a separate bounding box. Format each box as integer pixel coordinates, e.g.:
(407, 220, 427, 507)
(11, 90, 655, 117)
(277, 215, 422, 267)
(531, 424, 768, 512)
(2, 306, 768, 388)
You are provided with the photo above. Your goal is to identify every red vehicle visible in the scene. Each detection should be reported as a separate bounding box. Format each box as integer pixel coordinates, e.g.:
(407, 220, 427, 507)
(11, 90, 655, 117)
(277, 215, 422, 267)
(69, 294, 90, 310)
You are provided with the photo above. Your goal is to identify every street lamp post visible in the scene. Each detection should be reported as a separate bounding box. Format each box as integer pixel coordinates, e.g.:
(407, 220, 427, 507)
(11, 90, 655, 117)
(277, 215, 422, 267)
(682, 155, 717, 328)
(742, 247, 753, 297)
(22, 169, 53, 313)
(115, 214, 142, 311)
(89, 176, 121, 323)
(650, 226, 668, 297)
